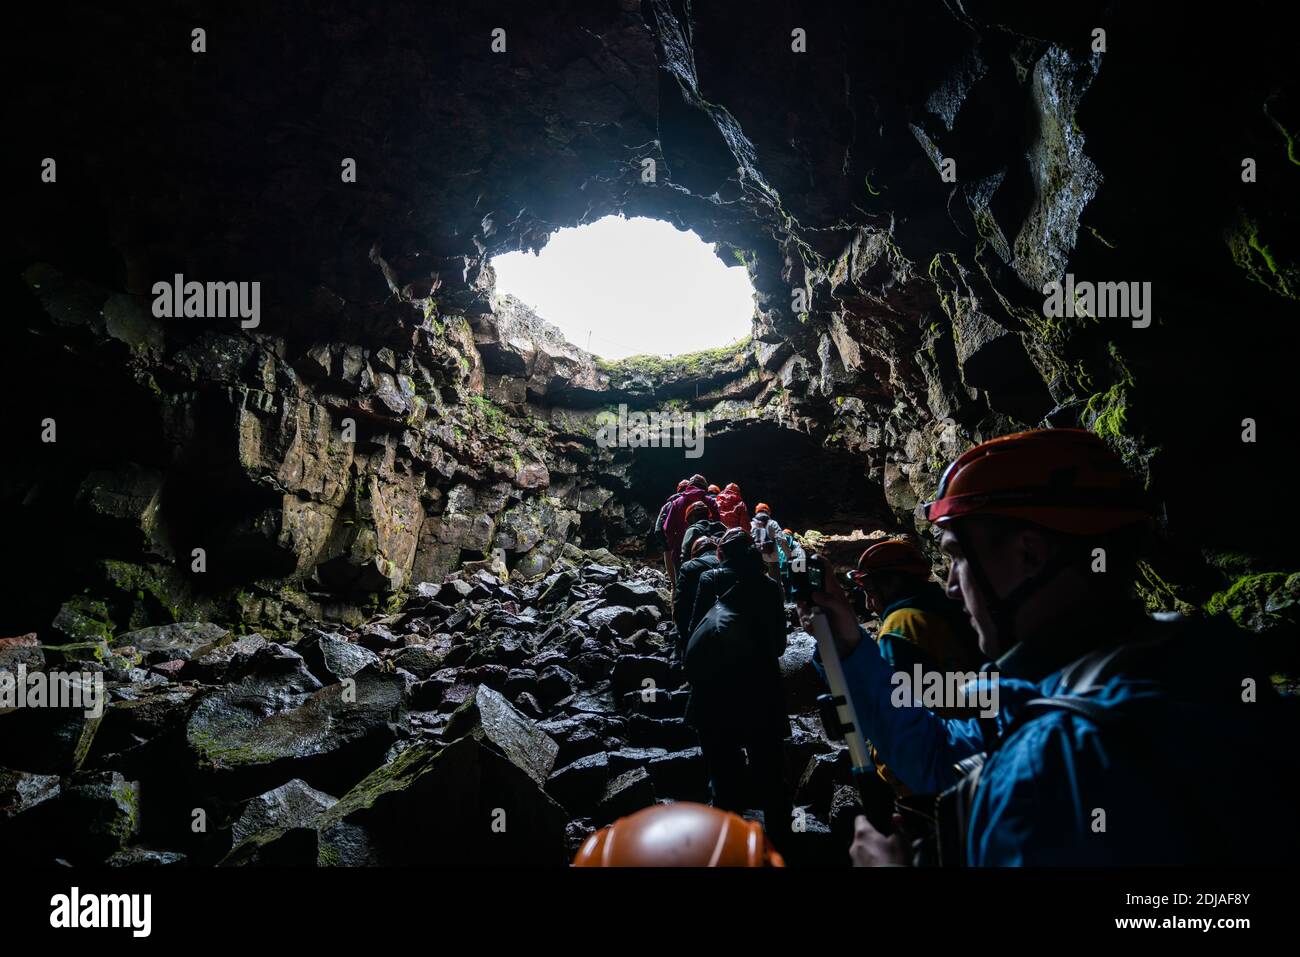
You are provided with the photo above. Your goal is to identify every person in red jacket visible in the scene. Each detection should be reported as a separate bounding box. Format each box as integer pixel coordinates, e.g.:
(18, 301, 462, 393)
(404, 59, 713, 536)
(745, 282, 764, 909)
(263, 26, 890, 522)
(715, 483, 750, 531)
(663, 475, 717, 586)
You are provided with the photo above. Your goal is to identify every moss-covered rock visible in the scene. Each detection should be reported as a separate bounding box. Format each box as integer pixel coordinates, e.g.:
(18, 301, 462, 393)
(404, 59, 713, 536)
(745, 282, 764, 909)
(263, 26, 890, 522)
(1204, 571, 1299, 634)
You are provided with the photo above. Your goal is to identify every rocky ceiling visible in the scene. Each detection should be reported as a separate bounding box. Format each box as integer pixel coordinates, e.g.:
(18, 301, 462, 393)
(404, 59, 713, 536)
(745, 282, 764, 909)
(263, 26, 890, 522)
(8, 1, 1298, 651)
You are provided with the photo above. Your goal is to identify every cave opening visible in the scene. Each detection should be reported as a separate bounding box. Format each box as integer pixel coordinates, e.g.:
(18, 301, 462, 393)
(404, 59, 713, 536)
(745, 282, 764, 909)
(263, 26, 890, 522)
(623, 421, 898, 540)
(489, 215, 755, 359)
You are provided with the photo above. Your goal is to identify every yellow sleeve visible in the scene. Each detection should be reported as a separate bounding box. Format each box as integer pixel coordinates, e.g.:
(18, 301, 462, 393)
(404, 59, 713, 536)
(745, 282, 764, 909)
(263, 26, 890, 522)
(878, 608, 955, 671)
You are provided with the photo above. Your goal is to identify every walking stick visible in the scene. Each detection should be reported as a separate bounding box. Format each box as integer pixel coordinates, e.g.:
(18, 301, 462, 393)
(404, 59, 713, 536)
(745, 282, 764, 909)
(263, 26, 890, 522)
(807, 607, 873, 779)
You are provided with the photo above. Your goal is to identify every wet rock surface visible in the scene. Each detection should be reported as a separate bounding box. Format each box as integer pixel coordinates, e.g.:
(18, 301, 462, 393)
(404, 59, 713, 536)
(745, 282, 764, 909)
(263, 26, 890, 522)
(1, 555, 855, 865)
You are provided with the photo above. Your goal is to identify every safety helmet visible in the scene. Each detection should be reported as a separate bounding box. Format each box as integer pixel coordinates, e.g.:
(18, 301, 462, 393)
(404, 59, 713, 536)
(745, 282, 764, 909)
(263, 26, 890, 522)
(718, 526, 756, 561)
(572, 802, 785, 867)
(782, 528, 792, 536)
(925, 429, 1149, 535)
(852, 539, 932, 585)
(708, 485, 721, 495)
(754, 502, 771, 516)
(724, 483, 741, 494)
(690, 536, 717, 557)
(676, 479, 690, 492)
(685, 501, 710, 522)
(689, 474, 708, 490)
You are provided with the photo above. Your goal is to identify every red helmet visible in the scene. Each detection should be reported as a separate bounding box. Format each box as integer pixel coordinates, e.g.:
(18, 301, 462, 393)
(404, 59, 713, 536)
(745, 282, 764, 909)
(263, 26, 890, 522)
(676, 479, 690, 492)
(685, 501, 710, 522)
(925, 429, 1149, 535)
(572, 803, 785, 867)
(853, 539, 932, 583)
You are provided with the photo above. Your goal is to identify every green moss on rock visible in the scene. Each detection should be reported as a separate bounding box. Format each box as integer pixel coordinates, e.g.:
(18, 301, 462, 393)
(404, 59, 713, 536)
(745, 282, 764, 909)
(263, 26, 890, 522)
(1083, 380, 1129, 440)
(1227, 212, 1298, 301)
(1202, 570, 1299, 640)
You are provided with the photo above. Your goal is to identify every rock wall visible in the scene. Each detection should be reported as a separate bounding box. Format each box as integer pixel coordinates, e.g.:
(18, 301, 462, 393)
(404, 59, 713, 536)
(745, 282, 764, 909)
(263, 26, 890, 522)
(9, 1, 1298, 650)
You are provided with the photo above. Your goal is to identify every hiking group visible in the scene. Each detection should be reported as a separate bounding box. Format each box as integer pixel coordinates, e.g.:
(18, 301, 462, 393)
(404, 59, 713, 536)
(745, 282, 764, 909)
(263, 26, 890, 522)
(575, 431, 1297, 867)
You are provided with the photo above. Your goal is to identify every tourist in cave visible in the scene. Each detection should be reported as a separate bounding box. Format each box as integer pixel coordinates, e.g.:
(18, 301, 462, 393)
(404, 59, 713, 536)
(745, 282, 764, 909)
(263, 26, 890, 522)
(672, 535, 721, 659)
(653, 478, 693, 585)
(781, 529, 805, 595)
(661, 474, 717, 588)
(715, 482, 750, 531)
(845, 539, 984, 810)
(683, 527, 792, 847)
(750, 503, 787, 581)
(680, 500, 726, 563)
(801, 429, 1298, 866)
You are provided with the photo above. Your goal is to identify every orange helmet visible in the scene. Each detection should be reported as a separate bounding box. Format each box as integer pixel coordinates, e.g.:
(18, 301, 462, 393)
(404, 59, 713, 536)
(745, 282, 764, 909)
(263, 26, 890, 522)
(572, 803, 785, 867)
(853, 539, 932, 582)
(724, 483, 741, 494)
(676, 479, 690, 492)
(685, 501, 710, 523)
(782, 528, 792, 536)
(754, 502, 771, 515)
(925, 429, 1149, 535)
(708, 485, 721, 495)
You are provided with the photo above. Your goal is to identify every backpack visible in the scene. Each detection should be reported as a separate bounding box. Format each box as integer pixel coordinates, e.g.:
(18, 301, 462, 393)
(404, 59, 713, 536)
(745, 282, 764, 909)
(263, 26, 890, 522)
(684, 583, 751, 683)
(648, 497, 676, 550)
(751, 518, 778, 557)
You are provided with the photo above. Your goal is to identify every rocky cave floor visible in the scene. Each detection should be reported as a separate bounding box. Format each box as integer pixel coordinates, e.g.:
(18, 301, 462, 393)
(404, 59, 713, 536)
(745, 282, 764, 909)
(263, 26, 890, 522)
(0, 549, 855, 867)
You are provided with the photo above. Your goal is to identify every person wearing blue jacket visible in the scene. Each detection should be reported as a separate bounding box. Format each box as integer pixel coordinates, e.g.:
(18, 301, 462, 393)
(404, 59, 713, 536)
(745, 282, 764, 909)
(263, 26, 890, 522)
(802, 429, 1297, 866)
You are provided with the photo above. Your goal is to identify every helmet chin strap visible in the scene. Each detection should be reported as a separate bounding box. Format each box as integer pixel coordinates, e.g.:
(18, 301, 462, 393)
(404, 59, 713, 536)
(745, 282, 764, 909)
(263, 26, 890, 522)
(952, 524, 1085, 655)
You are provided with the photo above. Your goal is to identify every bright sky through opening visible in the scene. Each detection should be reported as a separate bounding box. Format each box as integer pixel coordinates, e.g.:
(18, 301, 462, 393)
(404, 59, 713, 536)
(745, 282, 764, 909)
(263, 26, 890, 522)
(490, 216, 755, 360)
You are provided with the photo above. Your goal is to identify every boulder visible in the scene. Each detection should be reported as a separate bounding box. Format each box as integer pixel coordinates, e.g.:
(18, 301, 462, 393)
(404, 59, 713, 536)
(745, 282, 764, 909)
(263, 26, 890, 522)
(611, 655, 672, 694)
(585, 605, 638, 636)
(778, 631, 826, 713)
(185, 664, 406, 795)
(298, 632, 383, 683)
(645, 747, 708, 803)
(0, 767, 61, 820)
(0, 634, 44, 672)
(313, 724, 568, 865)
(184, 634, 269, 683)
(546, 751, 611, 813)
(595, 767, 655, 824)
(602, 580, 665, 611)
(229, 778, 338, 854)
(106, 847, 188, 867)
(443, 685, 560, 786)
(117, 622, 229, 664)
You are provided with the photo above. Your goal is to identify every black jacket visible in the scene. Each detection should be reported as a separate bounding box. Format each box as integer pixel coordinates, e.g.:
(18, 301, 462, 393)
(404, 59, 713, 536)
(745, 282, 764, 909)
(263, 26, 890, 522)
(674, 553, 721, 655)
(683, 559, 790, 738)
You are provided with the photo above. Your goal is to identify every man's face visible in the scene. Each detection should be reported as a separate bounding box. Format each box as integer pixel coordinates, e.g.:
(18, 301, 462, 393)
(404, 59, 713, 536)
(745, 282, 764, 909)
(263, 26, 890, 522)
(939, 521, 1030, 658)
(858, 575, 884, 615)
